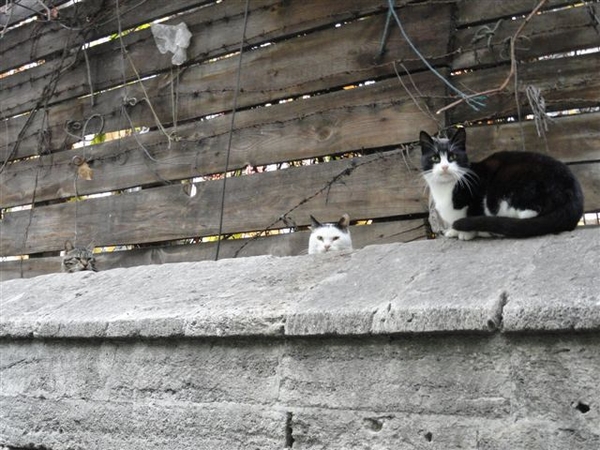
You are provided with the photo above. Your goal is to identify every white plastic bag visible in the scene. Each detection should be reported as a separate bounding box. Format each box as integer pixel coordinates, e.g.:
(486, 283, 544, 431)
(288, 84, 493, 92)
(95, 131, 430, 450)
(151, 22, 192, 66)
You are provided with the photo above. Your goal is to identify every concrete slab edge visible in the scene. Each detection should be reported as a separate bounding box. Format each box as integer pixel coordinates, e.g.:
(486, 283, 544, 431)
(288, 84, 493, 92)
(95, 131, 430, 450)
(1, 229, 598, 339)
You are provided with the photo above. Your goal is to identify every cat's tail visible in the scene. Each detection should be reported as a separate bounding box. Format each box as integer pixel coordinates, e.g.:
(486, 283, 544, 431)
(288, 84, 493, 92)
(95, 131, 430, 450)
(452, 202, 583, 238)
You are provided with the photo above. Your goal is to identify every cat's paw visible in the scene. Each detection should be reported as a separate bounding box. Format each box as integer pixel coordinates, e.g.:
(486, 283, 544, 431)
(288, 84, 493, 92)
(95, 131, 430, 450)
(443, 228, 460, 238)
(458, 231, 477, 241)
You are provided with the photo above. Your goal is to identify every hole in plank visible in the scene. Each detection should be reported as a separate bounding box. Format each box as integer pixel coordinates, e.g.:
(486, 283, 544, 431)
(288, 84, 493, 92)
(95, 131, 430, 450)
(182, 183, 197, 197)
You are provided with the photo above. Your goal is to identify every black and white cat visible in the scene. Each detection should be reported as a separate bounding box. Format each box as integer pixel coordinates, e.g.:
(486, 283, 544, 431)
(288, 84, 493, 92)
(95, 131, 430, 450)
(308, 214, 353, 254)
(61, 241, 98, 272)
(419, 128, 584, 240)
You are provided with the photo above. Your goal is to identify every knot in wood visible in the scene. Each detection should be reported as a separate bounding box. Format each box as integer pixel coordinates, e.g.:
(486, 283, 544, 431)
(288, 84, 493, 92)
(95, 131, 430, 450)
(67, 120, 82, 131)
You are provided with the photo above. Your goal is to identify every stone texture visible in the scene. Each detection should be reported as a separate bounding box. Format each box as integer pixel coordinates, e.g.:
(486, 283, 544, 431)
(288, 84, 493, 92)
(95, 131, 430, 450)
(289, 408, 600, 450)
(1, 334, 599, 449)
(1, 228, 598, 338)
(1, 339, 281, 405)
(279, 335, 512, 417)
(502, 230, 600, 331)
(1, 229, 599, 449)
(2, 396, 286, 450)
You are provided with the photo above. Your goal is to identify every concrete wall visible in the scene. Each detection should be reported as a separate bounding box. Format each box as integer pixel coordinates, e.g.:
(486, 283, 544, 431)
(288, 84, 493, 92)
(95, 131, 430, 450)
(1, 228, 599, 449)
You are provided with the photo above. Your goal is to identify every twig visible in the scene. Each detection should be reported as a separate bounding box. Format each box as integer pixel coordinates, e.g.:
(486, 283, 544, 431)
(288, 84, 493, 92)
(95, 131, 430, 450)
(436, 0, 548, 115)
(385, 0, 485, 111)
(82, 44, 95, 107)
(0, 25, 85, 174)
(392, 61, 441, 128)
(115, 0, 172, 149)
(1, 0, 15, 38)
(215, 0, 251, 261)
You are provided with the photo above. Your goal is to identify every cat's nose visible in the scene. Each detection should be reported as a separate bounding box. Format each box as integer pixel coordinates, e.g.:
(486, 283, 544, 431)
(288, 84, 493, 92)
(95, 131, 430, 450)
(441, 164, 449, 172)
(324, 244, 331, 251)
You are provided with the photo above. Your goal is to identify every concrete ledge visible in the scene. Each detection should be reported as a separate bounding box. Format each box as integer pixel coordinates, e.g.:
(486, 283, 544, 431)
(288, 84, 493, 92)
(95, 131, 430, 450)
(1, 231, 599, 449)
(1, 228, 598, 338)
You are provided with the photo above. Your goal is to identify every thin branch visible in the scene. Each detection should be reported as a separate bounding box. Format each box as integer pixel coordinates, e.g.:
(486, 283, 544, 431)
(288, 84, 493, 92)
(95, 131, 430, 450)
(436, 0, 548, 115)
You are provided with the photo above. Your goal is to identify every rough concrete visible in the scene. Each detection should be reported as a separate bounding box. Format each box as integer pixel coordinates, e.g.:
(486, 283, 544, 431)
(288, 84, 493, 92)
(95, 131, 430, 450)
(2, 228, 598, 338)
(1, 228, 599, 449)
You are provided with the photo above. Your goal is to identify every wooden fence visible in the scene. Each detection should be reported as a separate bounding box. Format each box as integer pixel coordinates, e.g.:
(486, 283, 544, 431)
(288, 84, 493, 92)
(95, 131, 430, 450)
(1, 0, 599, 280)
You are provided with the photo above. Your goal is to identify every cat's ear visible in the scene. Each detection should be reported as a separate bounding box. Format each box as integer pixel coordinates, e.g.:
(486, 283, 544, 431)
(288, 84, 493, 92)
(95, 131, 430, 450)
(337, 213, 350, 230)
(419, 131, 435, 154)
(64, 240, 74, 252)
(450, 127, 466, 150)
(310, 215, 322, 229)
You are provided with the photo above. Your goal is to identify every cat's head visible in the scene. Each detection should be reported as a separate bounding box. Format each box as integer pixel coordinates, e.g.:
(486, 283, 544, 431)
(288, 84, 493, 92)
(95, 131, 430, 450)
(61, 240, 97, 273)
(308, 214, 353, 255)
(419, 128, 469, 184)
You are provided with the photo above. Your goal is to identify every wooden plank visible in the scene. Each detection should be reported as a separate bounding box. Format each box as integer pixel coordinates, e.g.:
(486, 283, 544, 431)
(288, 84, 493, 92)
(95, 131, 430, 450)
(0, 0, 71, 28)
(447, 52, 600, 123)
(0, 257, 62, 281)
(1, 0, 392, 119)
(571, 163, 600, 214)
(0, 2, 453, 162)
(0, 219, 427, 280)
(0, 73, 444, 207)
(2, 0, 419, 74)
(1, 1, 103, 73)
(452, 4, 600, 70)
(455, 0, 579, 27)
(465, 112, 600, 163)
(0, 0, 214, 73)
(0, 150, 428, 256)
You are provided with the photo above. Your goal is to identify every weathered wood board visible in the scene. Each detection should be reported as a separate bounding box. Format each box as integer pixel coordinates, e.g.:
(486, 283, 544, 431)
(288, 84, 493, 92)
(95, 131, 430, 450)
(1, 0, 391, 119)
(0, 0, 597, 275)
(1, 2, 453, 162)
(448, 53, 600, 123)
(0, 0, 215, 73)
(453, 3, 600, 70)
(455, 0, 582, 27)
(0, 218, 428, 280)
(0, 73, 444, 207)
(0, 150, 427, 256)
(465, 112, 600, 163)
(0, 0, 71, 29)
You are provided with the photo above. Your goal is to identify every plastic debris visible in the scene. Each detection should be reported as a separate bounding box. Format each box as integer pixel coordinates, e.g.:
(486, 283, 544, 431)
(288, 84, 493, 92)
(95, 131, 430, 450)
(151, 22, 192, 66)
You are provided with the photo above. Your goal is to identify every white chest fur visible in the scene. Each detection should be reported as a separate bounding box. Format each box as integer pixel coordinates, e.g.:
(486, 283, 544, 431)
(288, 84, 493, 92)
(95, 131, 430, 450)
(427, 180, 467, 227)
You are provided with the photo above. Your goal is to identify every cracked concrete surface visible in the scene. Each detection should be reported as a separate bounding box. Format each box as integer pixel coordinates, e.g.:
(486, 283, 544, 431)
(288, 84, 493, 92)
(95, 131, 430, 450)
(1, 228, 598, 338)
(1, 228, 599, 449)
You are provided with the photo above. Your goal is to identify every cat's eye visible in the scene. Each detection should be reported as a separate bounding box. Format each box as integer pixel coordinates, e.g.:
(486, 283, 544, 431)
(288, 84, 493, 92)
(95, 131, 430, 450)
(431, 155, 440, 163)
(448, 154, 457, 161)
(332, 236, 339, 241)
(317, 236, 324, 241)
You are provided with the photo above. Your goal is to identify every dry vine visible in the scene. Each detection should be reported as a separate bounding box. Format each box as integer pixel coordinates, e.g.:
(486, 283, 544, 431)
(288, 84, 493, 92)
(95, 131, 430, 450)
(436, 0, 549, 115)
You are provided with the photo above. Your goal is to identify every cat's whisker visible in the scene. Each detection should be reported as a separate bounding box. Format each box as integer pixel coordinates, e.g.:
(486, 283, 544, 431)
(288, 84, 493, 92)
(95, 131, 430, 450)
(462, 170, 481, 195)
(457, 176, 475, 197)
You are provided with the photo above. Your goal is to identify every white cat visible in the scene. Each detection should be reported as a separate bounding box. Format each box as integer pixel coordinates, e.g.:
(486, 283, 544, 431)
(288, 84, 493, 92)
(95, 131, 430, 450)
(308, 214, 353, 254)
